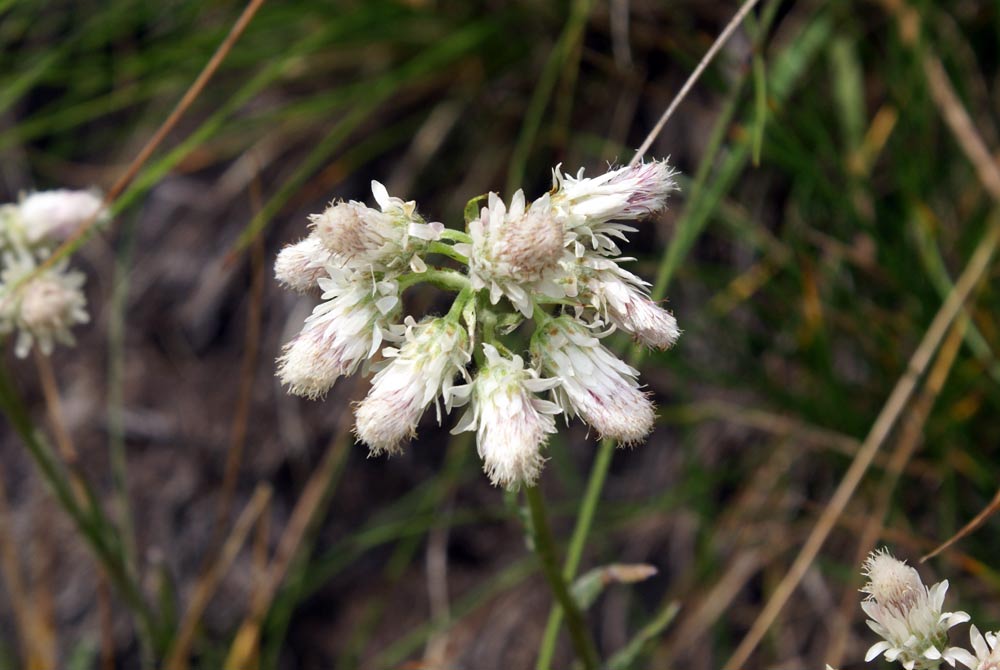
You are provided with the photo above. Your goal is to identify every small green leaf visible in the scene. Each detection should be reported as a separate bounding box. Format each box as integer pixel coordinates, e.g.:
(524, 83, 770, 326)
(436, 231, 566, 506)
(570, 563, 658, 610)
(464, 194, 488, 224)
(607, 601, 680, 670)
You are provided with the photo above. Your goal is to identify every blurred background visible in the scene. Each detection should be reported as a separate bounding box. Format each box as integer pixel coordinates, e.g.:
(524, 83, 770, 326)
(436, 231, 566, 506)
(2, 0, 1000, 668)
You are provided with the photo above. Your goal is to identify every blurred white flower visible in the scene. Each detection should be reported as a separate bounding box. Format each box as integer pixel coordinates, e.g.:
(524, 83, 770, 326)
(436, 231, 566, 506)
(0, 252, 89, 358)
(354, 317, 470, 455)
(310, 180, 443, 273)
(861, 549, 970, 670)
(450, 344, 561, 489)
(462, 190, 565, 317)
(19, 189, 107, 245)
(531, 315, 654, 444)
(274, 234, 334, 293)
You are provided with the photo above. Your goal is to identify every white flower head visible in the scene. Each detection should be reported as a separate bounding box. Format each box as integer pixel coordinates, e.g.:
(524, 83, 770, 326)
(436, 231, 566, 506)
(861, 549, 971, 670)
(355, 316, 471, 455)
(277, 268, 402, 399)
(551, 160, 677, 223)
(274, 234, 334, 293)
(463, 191, 566, 317)
(450, 344, 561, 489)
(0, 252, 89, 358)
(531, 315, 654, 445)
(18, 189, 107, 245)
(310, 181, 443, 273)
(585, 264, 680, 350)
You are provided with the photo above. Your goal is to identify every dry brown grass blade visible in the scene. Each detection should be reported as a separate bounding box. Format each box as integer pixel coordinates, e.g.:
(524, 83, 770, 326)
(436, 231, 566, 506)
(213, 175, 266, 543)
(0, 463, 33, 664)
(824, 316, 968, 667)
(724, 211, 1000, 670)
(35, 0, 267, 275)
(225, 419, 355, 670)
(164, 484, 272, 670)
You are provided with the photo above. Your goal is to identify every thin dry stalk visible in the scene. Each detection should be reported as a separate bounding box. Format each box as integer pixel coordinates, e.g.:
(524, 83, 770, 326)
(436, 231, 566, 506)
(98, 576, 115, 670)
(923, 488, 1000, 561)
(35, 0, 267, 275)
(824, 317, 968, 667)
(164, 484, 272, 670)
(422, 505, 453, 667)
(213, 187, 266, 542)
(630, 0, 763, 165)
(0, 465, 33, 664)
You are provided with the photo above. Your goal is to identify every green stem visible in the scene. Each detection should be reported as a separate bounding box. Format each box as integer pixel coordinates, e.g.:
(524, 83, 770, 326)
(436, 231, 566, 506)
(524, 486, 600, 670)
(397, 267, 470, 293)
(427, 240, 469, 265)
(535, 438, 614, 670)
(445, 286, 474, 322)
(439, 228, 472, 244)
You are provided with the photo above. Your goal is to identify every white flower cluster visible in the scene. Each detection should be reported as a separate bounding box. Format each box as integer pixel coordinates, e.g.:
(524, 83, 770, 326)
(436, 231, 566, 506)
(858, 549, 1000, 670)
(0, 190, 106, 357)
(275, 162, 679, 489)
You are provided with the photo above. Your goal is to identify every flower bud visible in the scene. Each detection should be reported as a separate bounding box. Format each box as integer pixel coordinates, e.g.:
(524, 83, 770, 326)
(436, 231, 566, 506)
(354, 317, 470, 455)
(860, 549, 970, 670)
(531, 316, 654, 444)
(19, 189, 107, 245)
(588, 269, 679, 350)
(277, 270, 400, 399)
(450, 344, 560, 489)
(551, 160, 677, 223)
(274, 234, 332, 293)
(0, 254, 88, 358)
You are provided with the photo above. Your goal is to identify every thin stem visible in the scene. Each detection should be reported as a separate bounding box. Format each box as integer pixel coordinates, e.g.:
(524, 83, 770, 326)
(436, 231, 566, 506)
(523, 486, 600, 670)
(630, 0, 763, 165)
(427, 240, 469, 265)
(397, 268, 470, 293)
(439, 228, 472, 244)
(535, 437, 613, 670)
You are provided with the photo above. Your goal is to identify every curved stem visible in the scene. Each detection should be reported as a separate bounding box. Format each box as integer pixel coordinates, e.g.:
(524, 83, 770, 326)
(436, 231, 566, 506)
(439, 228, 472, 244)
(427, 240, 469, 265)
(397, 268, 470, 293)
(524, 486, 600, 670)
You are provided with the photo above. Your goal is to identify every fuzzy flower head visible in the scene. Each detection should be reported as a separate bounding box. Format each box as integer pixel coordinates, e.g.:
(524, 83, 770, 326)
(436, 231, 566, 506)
(450, 344, 561, 489)
(584, 263, 680, 350)
(0, 253, 89, 358)
(277, 268, 401, 399)
(354, 317, 471, 455)
(861, 549, 970, 670)
(531, 316, 654, 445)
(463, 190, 565, 317)
(18, 189, 107, 246)
(551, 160, 677, 223)
(274, 234, 333, 293)
(310, 181, 443, 273)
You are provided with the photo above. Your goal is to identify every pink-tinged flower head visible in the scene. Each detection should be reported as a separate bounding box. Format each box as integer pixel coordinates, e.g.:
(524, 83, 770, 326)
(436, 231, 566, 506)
(274, 234, 333, 293)
(551, 160, 677, 223)
(461, 191, 566, 317)
(309, 181, 443, 273)
(531, 316, 654, 445)
(354, 317, 471, 455)
(861, 549, 970, 670)
(0, 252, 89, 358)
(449, 344, 561, 489)
(19, 189, 107, 245)
(585, 264, 680, 350)
(277, 268, 401, 400)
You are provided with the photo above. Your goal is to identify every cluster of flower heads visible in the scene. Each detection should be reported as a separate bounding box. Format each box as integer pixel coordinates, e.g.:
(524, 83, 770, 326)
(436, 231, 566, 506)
(859, 549, 1000, 670)
(275, 161, 680, 489)
(0, 190, 106, 358)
